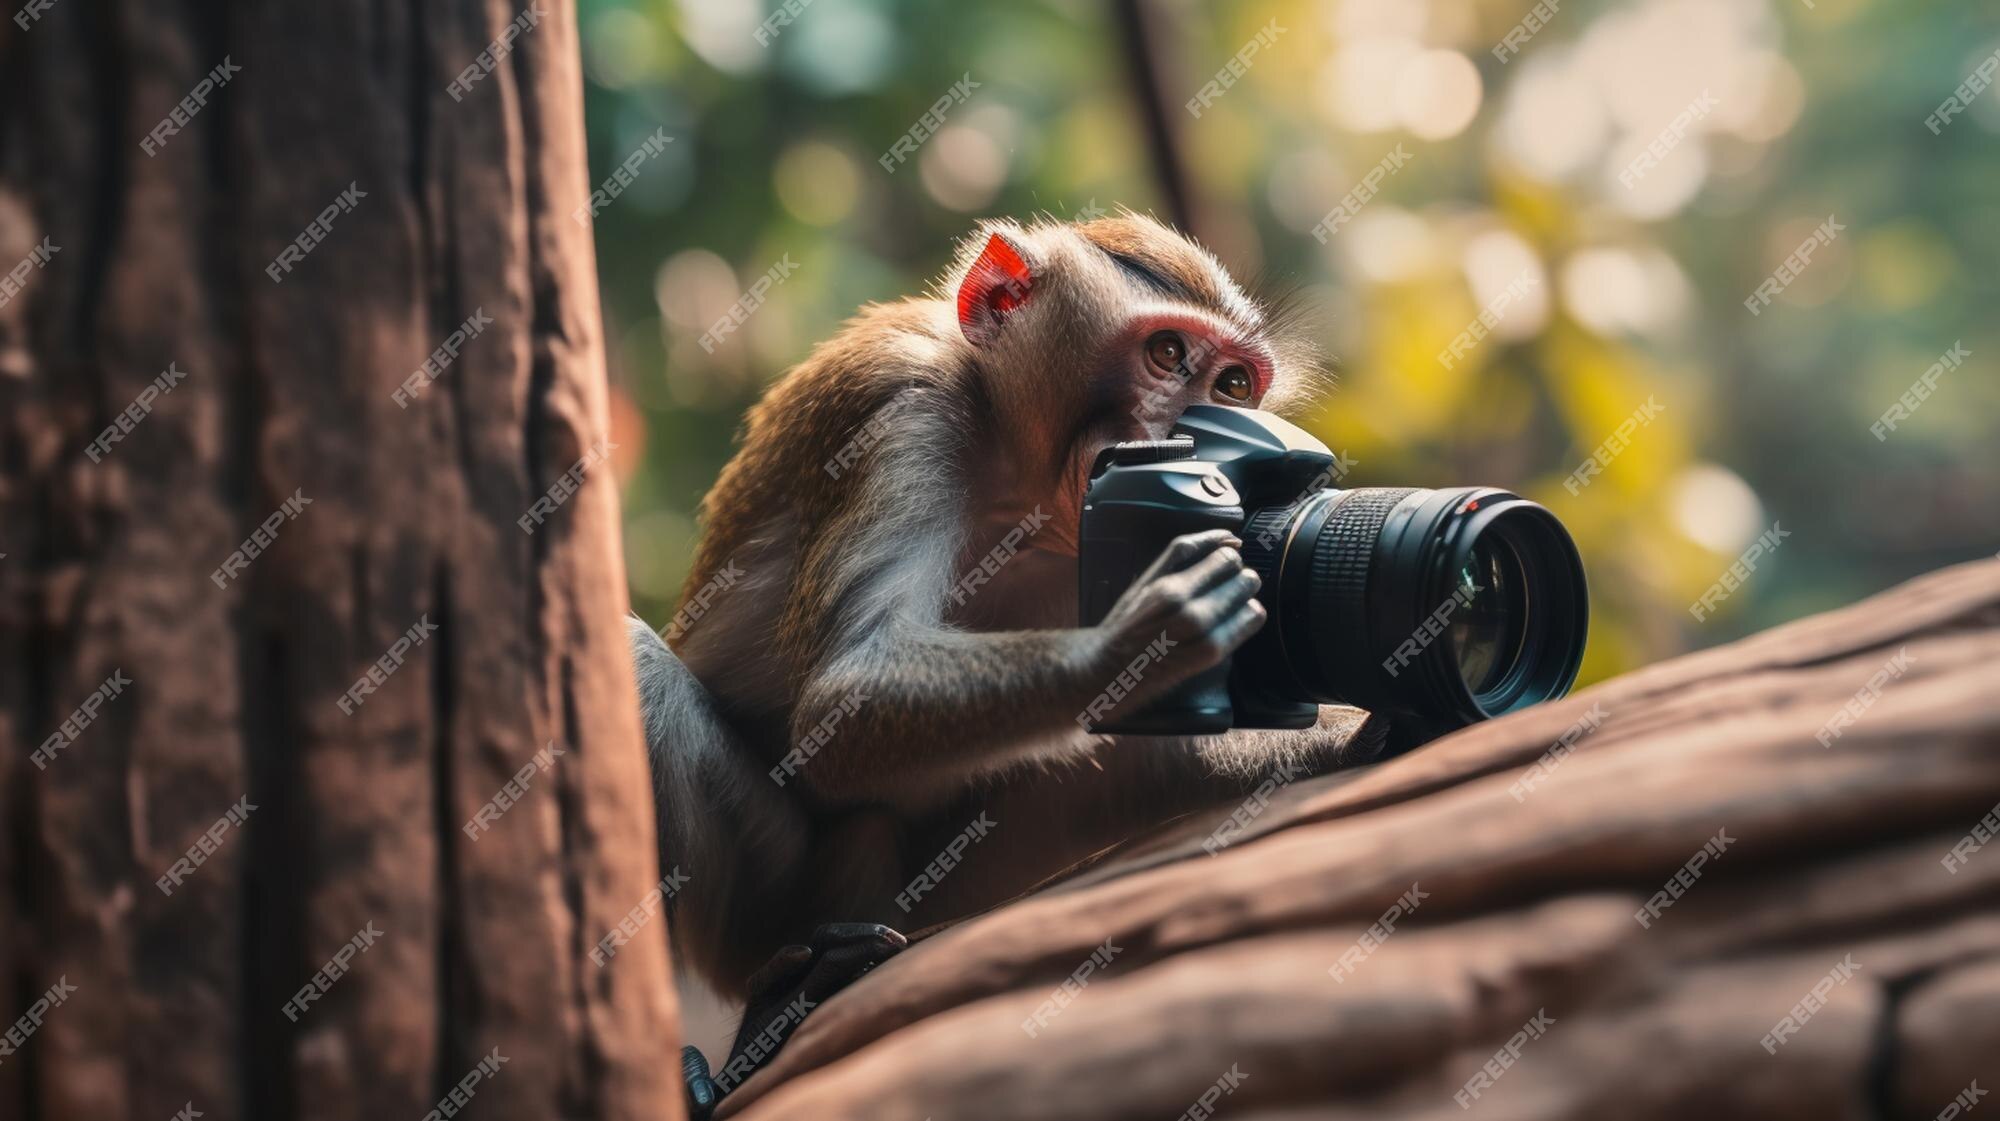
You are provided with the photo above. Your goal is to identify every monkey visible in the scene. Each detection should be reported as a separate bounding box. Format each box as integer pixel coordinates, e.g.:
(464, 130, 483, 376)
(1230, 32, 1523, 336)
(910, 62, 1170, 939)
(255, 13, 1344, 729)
(631, 212, 1386, 1065)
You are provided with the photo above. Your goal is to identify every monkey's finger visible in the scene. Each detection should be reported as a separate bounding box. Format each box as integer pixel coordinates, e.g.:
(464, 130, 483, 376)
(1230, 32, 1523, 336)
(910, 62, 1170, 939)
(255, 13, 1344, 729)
(1208, 565, 1264, 612)
(805, 923, 906, 985)
(801, 930, 907, 1005)
(742, 943, 815, 1005)
(1175, 566, 1262, 637)
(1203, 598, 1268, 658)
(1141, 530, 1240, 580)
(809, 922, 906, 949)
(1170, 544, 1254, 599)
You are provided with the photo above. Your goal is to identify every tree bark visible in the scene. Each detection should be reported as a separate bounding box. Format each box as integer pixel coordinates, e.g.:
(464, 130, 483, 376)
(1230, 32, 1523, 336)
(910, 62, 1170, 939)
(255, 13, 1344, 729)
(0, 3, 683, 1120)
(717, 559, 2000, 1120)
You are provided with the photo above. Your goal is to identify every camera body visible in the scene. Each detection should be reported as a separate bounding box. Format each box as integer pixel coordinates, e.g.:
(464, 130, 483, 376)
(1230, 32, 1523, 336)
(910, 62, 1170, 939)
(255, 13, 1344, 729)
(1078, 408, 1329, 733)
(1078, 406, 1586, 740)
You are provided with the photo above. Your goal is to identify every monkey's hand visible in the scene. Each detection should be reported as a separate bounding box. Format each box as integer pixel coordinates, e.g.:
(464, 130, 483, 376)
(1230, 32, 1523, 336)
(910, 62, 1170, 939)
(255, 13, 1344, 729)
(1091, 529, 1265, 701)
(707, 923, 907, 1100)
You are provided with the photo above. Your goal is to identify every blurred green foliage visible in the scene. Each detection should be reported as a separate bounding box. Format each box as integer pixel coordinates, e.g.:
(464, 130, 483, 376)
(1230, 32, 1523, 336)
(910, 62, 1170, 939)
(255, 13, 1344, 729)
(582, 0, 2000, 684)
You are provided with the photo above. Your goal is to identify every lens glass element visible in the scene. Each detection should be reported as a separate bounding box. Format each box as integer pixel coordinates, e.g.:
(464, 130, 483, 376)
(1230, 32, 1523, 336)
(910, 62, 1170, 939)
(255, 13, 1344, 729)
(1449, 537, 1528, 694)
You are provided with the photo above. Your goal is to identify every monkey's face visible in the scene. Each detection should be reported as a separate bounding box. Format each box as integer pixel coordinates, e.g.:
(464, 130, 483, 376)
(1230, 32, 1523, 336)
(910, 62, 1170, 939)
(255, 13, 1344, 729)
(948, 214, 1319, 548)
(1004, 305, 1275, 555)
(1100, 307, 1276, 437)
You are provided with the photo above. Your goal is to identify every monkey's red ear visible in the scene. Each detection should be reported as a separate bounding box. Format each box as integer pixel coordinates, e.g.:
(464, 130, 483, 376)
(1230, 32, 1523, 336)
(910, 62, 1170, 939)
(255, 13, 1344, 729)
(956, 233, 1034, 347)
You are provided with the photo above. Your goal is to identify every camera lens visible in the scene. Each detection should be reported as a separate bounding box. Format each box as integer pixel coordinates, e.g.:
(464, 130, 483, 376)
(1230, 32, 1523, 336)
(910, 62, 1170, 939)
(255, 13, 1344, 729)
(1450, 536, 1527, 694)
(1239, 485, 1586, 732)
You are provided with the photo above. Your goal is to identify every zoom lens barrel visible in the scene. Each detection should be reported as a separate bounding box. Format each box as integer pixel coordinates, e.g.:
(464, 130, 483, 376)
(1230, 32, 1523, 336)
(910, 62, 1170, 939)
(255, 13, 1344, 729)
(1240, 486, 1587, 729)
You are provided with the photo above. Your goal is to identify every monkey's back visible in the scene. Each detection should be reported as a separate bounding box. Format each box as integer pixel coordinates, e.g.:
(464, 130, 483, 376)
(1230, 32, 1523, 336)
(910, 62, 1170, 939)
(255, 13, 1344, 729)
(683, 298, 970, 592)
(672, 299, 977, 712)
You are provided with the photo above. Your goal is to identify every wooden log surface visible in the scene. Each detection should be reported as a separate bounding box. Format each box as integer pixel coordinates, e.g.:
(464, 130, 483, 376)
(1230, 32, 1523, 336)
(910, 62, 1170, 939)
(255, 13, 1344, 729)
(723, 557, 2000, 1120)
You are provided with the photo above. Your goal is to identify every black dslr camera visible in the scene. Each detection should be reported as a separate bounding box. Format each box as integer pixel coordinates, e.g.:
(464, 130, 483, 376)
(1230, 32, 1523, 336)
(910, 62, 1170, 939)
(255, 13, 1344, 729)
(1079, 406, 1587, 743)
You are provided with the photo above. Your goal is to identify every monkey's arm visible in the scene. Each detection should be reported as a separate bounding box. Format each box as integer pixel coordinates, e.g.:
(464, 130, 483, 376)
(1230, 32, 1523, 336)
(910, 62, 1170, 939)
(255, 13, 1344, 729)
(1187, 704, 1390, 778)
(785, 405, 1263, 804)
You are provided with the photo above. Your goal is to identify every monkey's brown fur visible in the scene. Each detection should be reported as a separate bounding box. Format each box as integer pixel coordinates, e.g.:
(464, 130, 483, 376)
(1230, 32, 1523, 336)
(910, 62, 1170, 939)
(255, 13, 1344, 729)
(636, 213, 1375, 999)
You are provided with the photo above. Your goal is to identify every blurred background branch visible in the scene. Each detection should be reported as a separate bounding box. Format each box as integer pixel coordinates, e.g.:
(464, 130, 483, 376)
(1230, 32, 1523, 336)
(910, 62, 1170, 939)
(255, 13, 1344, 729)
(1109, 0, 1199, 236)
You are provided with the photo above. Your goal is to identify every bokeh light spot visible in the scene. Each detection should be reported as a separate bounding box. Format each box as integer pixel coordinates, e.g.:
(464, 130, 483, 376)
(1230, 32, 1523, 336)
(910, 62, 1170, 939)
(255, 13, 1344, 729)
(1396, 50, 1482, 140)
(775, 141, 862, 226)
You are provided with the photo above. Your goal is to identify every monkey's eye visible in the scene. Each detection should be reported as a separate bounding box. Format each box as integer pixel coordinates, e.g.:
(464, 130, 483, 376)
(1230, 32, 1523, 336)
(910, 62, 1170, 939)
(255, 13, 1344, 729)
(1144, 331, 1186, 374)
(1214, 365, 1254, 402)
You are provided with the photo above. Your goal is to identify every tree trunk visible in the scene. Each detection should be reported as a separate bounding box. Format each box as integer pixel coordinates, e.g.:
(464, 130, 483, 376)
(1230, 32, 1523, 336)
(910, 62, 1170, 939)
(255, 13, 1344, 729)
(0, 3, 684, 1120)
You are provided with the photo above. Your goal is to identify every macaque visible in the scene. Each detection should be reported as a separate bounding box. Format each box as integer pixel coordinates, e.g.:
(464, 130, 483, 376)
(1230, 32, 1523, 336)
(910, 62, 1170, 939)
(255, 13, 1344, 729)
(632, 213, 1383, 1018)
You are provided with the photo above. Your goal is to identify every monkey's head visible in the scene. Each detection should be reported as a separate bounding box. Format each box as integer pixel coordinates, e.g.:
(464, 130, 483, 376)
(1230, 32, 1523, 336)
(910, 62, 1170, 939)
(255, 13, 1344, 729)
(939, 209, 1324, 550)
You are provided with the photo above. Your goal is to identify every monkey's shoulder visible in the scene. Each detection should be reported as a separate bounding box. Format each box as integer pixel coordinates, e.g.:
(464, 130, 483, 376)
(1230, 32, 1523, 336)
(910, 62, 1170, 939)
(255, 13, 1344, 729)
(755, 298, 974, 433)
(679, 297, 982, 607)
